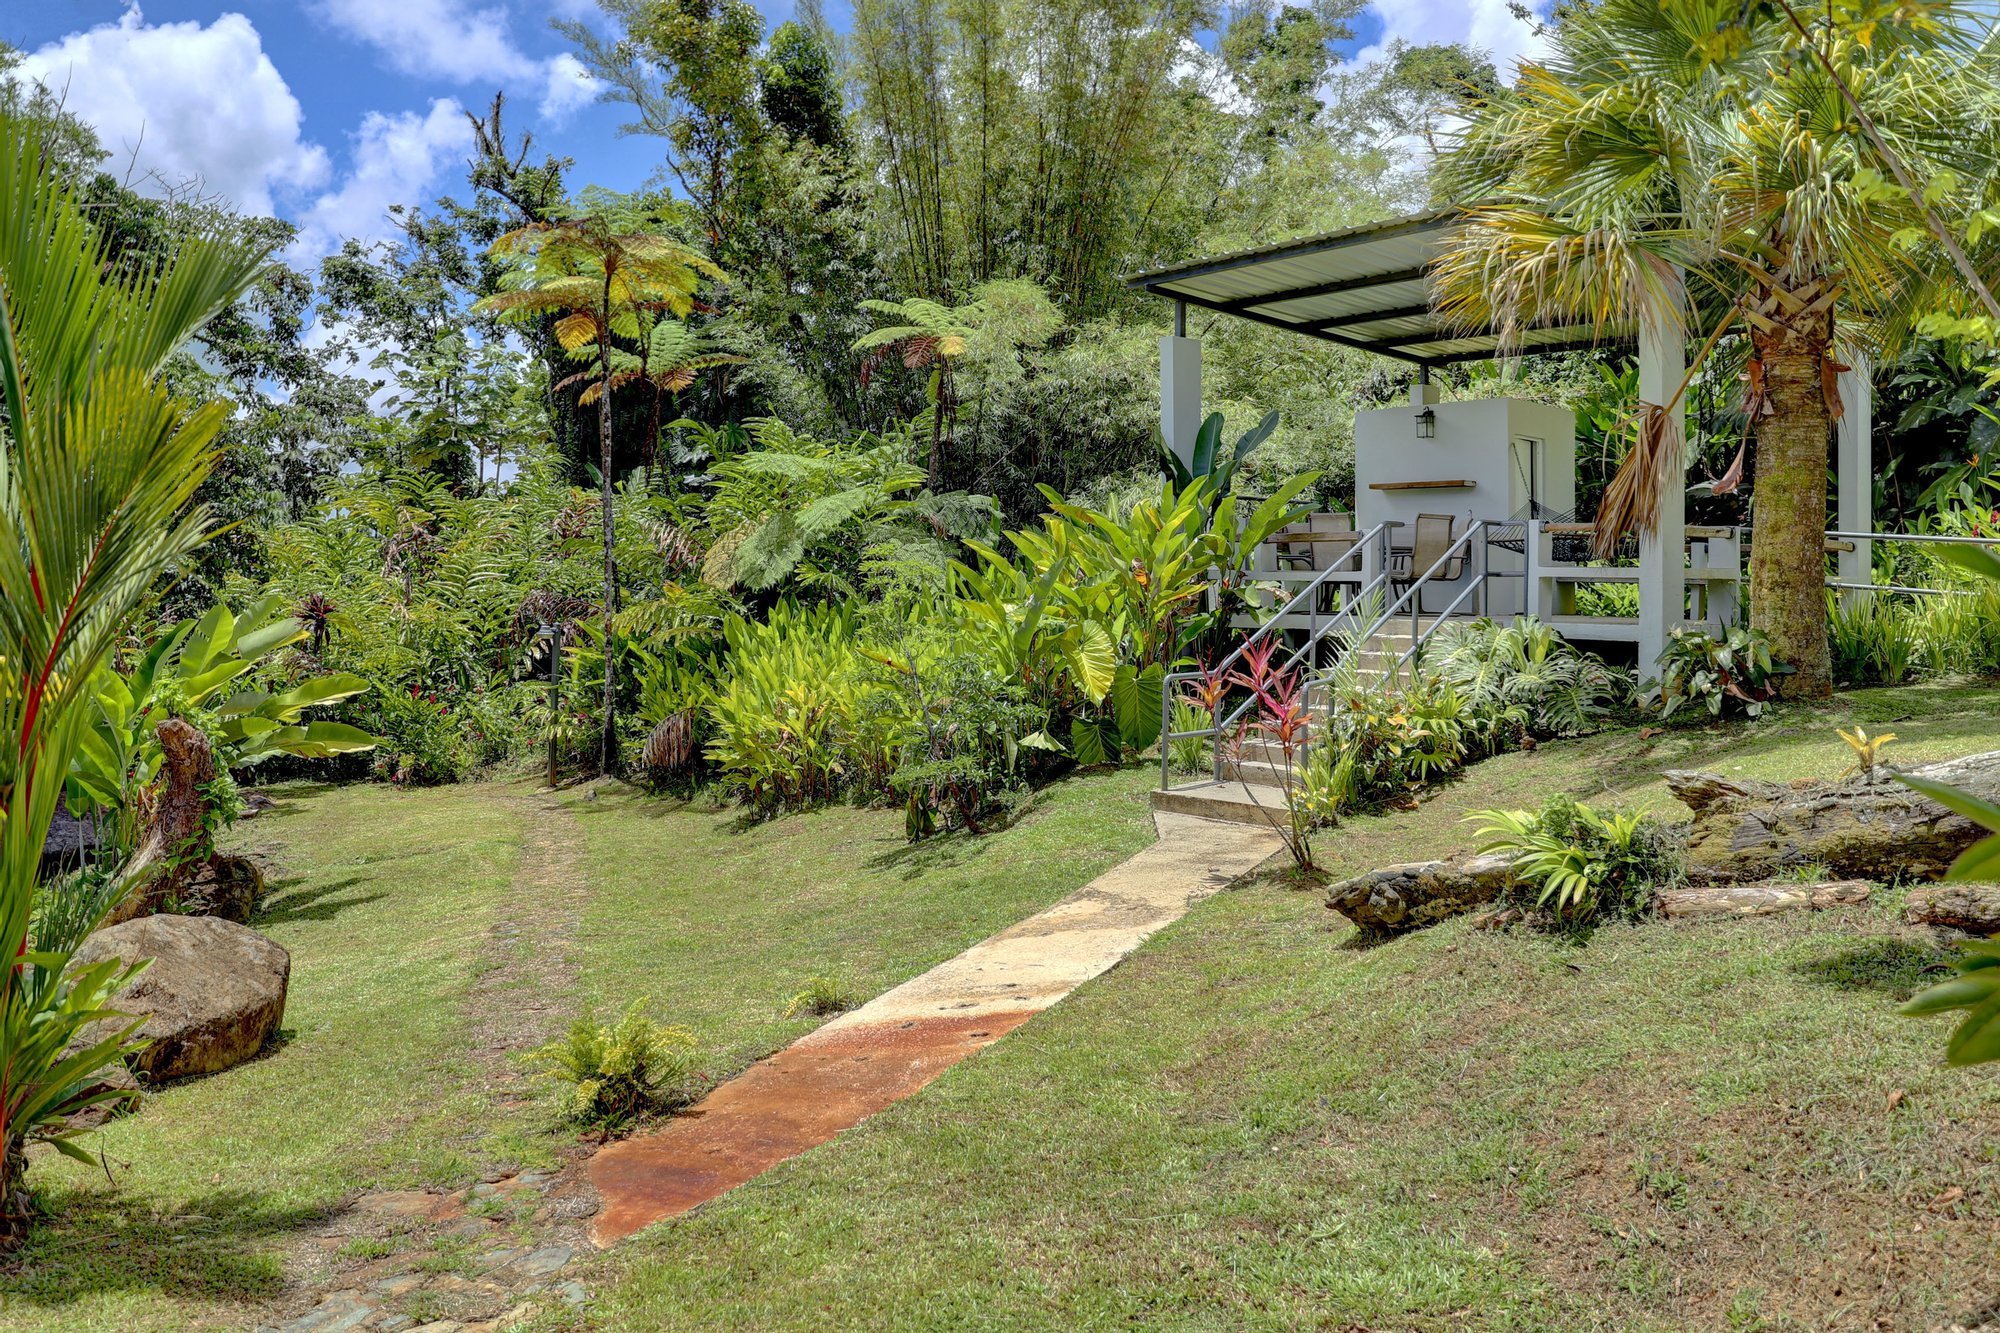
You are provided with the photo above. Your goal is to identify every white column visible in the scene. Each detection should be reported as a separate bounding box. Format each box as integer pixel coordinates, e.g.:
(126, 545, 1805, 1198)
(1159, 305, 1203, 470)
(1635, 274, 1686, 673)
(1837, 350, 1873, 604)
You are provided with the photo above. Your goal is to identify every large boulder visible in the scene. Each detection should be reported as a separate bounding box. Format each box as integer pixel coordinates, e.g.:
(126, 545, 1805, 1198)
(71, 915, 289, 1081)
(1323, 851, 1517, 932)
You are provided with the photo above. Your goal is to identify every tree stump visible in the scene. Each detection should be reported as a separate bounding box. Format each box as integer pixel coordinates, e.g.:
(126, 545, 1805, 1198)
(105, 718, 219, 926)
(1667, 750, 2000, 884)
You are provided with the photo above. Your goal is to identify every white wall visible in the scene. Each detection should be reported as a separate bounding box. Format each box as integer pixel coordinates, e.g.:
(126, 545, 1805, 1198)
(1353, 397, 1576, 616)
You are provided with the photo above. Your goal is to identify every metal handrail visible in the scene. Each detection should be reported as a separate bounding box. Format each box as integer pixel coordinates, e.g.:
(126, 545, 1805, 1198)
(1158, 522, 1397, 791)
(1348, 520, 1492, 666)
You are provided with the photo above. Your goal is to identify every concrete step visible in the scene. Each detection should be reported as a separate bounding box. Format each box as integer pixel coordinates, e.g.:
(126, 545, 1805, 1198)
(1220, 756, 1294, 788)
(1150, 780, 1293, 827)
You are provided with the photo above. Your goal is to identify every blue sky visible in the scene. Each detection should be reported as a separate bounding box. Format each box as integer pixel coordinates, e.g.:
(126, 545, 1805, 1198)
(4, 1, 1548, 270)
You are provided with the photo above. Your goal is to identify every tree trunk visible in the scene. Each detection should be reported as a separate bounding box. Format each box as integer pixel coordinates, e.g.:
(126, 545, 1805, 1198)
(598, 321, 620, 777)
(1656, 880, 1870, 918)
(1746, 279, 1834, 698)
(1905, 883, 2000, 934)
(108, 718, 219, 927)
(1668, 750, 2000, 883)
(1323, 851, 1517, 933)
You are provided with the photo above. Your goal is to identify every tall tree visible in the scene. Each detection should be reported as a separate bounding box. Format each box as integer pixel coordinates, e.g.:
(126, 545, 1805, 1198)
(476, 209, 723, 771)
(1434, 0, 2000, 697)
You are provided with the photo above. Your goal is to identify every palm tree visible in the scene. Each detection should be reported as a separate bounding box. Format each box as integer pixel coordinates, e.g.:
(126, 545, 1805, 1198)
(1432, 0, 2000, 697)
(0, 111, 268, 1230)
(476, 215, 723, 772)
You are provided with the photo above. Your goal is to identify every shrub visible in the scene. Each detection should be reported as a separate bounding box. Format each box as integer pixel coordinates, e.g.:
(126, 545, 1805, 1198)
(1429, 615, 1626, 740)
(1470, 794, 1681, 930)
(883, 652, 1039, 838)
(527, 1000, 698, 1127)
(1296, 668, 1471, 819)
(1913, 583, 2000, 679)
(706, 602, 900, 809)
(1645, 626, 1788, 719)
(784, 976, 860, 1018)
(367, 686, 475, 785)
(1828, 593, 1920, 686)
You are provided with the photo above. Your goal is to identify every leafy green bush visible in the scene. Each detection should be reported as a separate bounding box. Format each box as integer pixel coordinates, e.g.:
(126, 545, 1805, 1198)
(1296, 668, 1471, 819)
(1645, 626, 1788, 719)
(527, 1000, 698, 1127)
(1914, 583, 2000, 679)
(1429, 616, 1626, 740)
(366, 687, 476, 785)
(1828, 593, 1919, 686)
(784, 976, 860, 1018)
(1470, 794, 1681, 929)
(707, 602, 900, 808)
(881, 652, 1039, 838)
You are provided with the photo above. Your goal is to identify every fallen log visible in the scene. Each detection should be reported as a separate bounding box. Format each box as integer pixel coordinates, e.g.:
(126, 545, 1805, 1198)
(1667, 750, 2000, 884)
(1323, 851, 1515, 933)
(1656, 880, 1870, 919)
(1905, 883, 2000, 934)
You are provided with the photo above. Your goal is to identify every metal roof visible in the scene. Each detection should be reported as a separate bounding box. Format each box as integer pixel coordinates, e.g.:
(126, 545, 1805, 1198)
(1124, 208, 1631, 367)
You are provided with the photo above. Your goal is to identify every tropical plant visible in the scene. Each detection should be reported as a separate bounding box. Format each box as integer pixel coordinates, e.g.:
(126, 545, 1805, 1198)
(477, 207, 725, 772)
(1429, 616, 1626, 740)
(875, 649, 1039, 838)
(564, 317, 747, 478)
(1837, 725, 1897, 780)
(1646, 626, 1789, 719)
(1897, 541, 2000, 1063)
(527, 999, 698, 1127)
(1301, 666, 1474, 818)
(66, 596, 376, 851)
(0, 110, 269, 1228)
(1470, 795, 1680, 930)
(1226, 640, 1317, 871)
(1435, 0, 2000, 698)
(1828, 592, 1919, 686)
(1156, 409, 1279, 499)
(700, 417, 929, 592)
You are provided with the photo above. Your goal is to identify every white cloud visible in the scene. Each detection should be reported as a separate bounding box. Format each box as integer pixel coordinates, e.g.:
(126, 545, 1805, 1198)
(1354, 0, 1553, 80)
(286, 99, 475, 264)
(539, 53, 597, 122)
(309, 0, 538, 82)
(310, 0, 596, 122)
(11, 9, 328, 214)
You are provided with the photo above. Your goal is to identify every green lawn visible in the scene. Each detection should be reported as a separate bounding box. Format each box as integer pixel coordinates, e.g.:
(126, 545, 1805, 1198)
(588, 684, 2000, 1333)
(5, 684, 2000, 1331)
(0, 766, 1160, 1331)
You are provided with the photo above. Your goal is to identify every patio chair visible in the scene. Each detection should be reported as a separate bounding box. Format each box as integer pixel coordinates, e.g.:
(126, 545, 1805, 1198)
(1392, 513, 1464, 614)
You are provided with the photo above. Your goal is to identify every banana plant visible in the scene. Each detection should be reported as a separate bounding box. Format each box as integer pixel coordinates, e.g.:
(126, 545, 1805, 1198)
(67, 596, 378, 837)
(1157, 409, 1280, 502)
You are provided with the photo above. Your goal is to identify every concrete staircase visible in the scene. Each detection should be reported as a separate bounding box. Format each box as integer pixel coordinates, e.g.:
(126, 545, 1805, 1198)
(1148, 612, 1477, 828)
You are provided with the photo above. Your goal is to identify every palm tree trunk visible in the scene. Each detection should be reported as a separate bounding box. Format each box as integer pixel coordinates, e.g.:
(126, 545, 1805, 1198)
(1746, 292, 1834, 699)
(597, 294, 621, 775)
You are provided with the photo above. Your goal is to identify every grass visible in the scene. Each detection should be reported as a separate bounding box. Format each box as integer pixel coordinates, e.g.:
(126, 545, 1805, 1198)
(0, 765, 1160, 1331)
(585, 684, 2000, 1332)
(5, 682, 1999, 1330)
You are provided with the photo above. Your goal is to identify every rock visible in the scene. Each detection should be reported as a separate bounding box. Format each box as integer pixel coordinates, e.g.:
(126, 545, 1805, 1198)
(1656, 879, 1871, 918)
(1323, 851, 1517, 932)
(180, 854, 264, 923)
(1668, 750, 2000, 884)
(71, 914, 289, 1080)
(1905, 883, 2000, 934)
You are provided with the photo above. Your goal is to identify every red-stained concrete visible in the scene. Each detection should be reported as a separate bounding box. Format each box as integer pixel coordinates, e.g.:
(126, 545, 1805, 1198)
(587, 1010, 1034, 1245)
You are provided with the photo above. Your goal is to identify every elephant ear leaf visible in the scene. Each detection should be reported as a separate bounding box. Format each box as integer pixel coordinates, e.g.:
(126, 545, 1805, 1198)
(1062, 622, 1117, 704)
(1068, 715, 1120, 767)
(1111, 663, 1164, 752)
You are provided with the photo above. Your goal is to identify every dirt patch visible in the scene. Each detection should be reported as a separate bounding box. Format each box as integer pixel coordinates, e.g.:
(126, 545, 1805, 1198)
(464, 783, 591, 1107)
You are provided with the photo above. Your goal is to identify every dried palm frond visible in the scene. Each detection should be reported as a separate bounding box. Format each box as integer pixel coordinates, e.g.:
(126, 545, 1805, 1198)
(642, 711, 697, 776)
(1592, 401, 1679, 560)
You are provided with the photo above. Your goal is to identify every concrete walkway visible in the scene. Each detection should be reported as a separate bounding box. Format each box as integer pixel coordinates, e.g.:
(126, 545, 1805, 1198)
(586, 811, 1282, 1246)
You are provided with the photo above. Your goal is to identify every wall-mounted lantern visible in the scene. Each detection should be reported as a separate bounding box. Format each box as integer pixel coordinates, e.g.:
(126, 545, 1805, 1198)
(1414, 407, 1437, 439)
